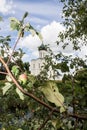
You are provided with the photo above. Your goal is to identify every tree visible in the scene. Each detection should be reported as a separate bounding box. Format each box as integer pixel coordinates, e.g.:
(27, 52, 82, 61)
(0, 10, 87, 130)
(74, 68, 87, 88)
(59, 0, 87, 49)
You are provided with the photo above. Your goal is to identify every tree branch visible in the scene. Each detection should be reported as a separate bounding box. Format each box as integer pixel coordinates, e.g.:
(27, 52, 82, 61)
(7, 33, 22, 65)
(0, 71, 8, 75)
(0, 57, 87, 120)
(0, 57, 54, 111)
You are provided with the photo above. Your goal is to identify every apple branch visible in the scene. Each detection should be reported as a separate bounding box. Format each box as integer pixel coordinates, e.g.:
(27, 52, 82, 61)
(0, 71, 8, 75)
(0, 57, 87, 121)
(7, 33, 22, 65)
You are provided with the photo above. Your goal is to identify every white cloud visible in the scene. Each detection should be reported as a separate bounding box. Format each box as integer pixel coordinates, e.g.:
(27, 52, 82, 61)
(76, 45, 87, 59)
(18, 21, 87, 62)
(18, 21, 65, 61)
(29, 17, 49, 25)
(19, 21, 64, 50)
(0, 0, 15, 14)
(19, 35, 41, 51)
(41, 21, 64, 45)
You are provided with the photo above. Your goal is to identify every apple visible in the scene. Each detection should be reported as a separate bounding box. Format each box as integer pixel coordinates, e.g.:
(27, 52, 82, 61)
(19, 73, 28, 85)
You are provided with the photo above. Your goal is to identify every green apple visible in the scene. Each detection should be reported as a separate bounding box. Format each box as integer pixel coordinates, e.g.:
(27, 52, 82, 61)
(19, 73, 28, 85)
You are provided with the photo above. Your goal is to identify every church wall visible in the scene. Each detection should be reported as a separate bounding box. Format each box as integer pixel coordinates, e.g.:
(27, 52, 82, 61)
(30, 58, 45, 76)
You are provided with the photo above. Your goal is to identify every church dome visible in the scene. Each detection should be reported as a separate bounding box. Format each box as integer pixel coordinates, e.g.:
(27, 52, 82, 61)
(38, 43, 47, 51)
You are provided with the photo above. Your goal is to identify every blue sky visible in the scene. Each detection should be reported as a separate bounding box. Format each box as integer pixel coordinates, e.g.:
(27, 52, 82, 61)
(0, 0, 87, 62)
(0, 0, 64, 61)
(0, 0, 63, 29)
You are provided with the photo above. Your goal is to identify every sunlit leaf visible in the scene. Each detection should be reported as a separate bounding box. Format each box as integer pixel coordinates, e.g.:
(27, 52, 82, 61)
(10, 17, 20, 30)
(60, 106, 66, 113)
(11, 65, 19, 77)
(16, 88, 24, 100)
(52, 119, 57, 128)
(29, 29, 36, 36)
(38, 33, 43, 40)
(25, 23, 30, 31)
(2, 82, 12, 95)
(40, 81, 65, 112)
(6, 75, 12, 82)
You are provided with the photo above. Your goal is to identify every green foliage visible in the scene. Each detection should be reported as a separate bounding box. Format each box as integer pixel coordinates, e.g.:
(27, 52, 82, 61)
(59, 0, 87, 49)
(10, 12, 43, 39)
(2, 82, 12, 95)
(40, 81, 65, 113)
(74, 68, 87, 88)
(16, 88, 24, 100)
(11, 65, 20, 77)
(0, 11, 87, 130)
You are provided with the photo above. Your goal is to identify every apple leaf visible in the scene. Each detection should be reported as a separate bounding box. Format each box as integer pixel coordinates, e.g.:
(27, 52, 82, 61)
(2, 82, 12, 95)
(40, 81, 65, 112)
(23, 12, 28, 19)
(60, 106, 66, 113)
(28, 24, 43, 40)
(24, 23, 30, 31)
(29, 29, 36, 36)
(16, 88, 24, 100)
(6, 75, 12, 82)
(11, 65, 19, 77)
(10, 17, 20, 31)
(38, 33, 43, 40)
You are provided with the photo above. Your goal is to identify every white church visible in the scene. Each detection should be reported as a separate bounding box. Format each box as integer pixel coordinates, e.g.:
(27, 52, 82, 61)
(30, 43, 59, 80)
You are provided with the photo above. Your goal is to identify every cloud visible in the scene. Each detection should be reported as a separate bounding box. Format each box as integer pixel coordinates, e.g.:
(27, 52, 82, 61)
(19, 35, 41, 51)
(12, 0, 62, 26)
(41, 21, 64, 44)
(18, 21, 65, 61)
(29, 16, 49, 26)
(19, 21, 64, 50)
(22, 54, 31, 62)
(0, 0, 15, 14)
(14, 1, 60, 17)
(17, 21, 87, 62)
(76, 45, 87, 59)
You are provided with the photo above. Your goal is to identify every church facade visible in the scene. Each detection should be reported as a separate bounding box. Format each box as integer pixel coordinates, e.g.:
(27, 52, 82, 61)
(30, 44, 47, 75)
(30, 44, 59, 80)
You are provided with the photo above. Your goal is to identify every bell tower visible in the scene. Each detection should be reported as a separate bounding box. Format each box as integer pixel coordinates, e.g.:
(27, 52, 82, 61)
(38, 43, 47, 58)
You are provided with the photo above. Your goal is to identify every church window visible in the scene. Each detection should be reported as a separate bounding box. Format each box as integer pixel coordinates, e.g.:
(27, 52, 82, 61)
(40, 52, 42, 58)
(33, 64, 35, 68)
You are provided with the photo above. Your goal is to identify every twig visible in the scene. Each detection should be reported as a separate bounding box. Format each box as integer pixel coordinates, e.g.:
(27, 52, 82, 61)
(68, 113, 87, 120)
(0, 71, 8, 75)
(7, 33, 22, 65)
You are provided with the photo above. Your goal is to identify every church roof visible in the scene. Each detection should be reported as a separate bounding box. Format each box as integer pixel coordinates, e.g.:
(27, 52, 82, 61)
(38, 43, 47, 51)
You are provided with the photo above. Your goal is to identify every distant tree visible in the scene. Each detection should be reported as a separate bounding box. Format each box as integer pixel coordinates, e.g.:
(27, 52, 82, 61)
(59, 0, 87, 49)
(74, 68, 87, 88)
